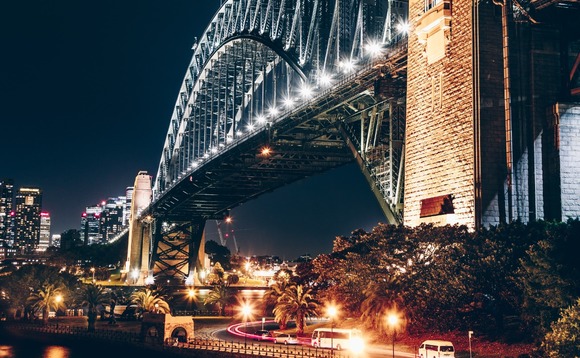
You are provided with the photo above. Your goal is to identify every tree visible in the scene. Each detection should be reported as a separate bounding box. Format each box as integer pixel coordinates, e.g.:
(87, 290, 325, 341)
(203, 282, 234, 316)
(263, 273, 294, 328)
(1, 264, 77, 320)
(542, 298, 580, 357)
(360, 276, 403, 332)
(130, 288, 170, 315)
(76, 283, 110, 331)
(273, 284, 318, 334)
(205, 240, 231, 270)
(27, 283, 65, 325)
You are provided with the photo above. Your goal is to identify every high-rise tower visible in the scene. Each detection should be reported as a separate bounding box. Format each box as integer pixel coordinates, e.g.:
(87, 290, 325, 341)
(14, 187, 42, 254)
(0, 179, 14, 246)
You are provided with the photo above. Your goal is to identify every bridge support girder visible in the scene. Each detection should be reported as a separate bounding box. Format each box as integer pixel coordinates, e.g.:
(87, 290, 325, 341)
(149, 218, 206, 285)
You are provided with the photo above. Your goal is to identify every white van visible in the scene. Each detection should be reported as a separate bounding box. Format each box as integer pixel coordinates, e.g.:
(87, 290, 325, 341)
(418, 340, 455, 358)
(311, 328, 364, 352)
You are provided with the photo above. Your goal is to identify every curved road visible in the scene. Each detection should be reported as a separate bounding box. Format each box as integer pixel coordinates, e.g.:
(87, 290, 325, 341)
(199, 320, 416, 358)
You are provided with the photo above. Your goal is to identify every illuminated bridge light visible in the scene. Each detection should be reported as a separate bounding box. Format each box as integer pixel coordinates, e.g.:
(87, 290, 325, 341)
(261, 146, 272, 156)
(268, 106, 279, 117)
(300, 85, 313, 98)
(283, 97, 294, 108)
(365, 41, 383, 58)
(319, 72, 333, 87)
(256, 115, 267, 124)
(339, 59, 356, 73)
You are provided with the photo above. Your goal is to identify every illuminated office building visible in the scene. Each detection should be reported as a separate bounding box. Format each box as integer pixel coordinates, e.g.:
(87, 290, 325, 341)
(0, 179, 14, 246)
(14, 187, 42, 255)
(37, 212, 51, 252)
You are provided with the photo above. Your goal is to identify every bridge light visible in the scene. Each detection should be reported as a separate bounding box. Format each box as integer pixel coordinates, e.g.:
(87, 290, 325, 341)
(236, 130, 243, 136)
(283, 97, 294, 108)
(256, 114, 267, 124)
(365, 41, 383, 58)
(145, 275, 155, 285)
(339, 59, 356, 73)
(268, 107, 279, 117)
(225, 216, 233, 224)
(396, 21, 410, 34)
(247, 124, 255, 131)
(211, 147, 218, 153)
(260, 146, 272, 156)
(319, 72, 333, 87)
(300, 85, 313, 99)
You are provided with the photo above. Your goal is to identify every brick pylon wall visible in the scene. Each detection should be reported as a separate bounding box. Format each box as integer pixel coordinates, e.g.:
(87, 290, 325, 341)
(404, 0, 480, 228)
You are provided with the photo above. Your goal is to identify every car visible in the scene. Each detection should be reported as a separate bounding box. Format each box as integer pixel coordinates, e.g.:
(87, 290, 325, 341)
(274, 333, 299, 345)
(254, 330, 273, 341)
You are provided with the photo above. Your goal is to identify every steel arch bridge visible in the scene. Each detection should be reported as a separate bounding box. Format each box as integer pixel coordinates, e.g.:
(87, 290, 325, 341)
(127, 0, 409, 285)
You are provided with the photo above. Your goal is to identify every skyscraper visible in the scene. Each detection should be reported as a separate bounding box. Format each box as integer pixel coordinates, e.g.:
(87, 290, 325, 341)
(38, 212, 51, 251)
(81, 205, 102, 245)
(14, 187, 42, 255)
(0, 179, 14, 246)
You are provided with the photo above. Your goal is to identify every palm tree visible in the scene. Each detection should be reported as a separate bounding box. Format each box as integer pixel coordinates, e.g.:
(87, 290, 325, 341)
(273, 284, 318, 334)
(263, 276, 293, 328)
(130, 288, 170, 315)
(27, 283, 65, 325)
(360, 277, 404, 332)
(203, 282, 233, 316)
(77, 283, 110, 331)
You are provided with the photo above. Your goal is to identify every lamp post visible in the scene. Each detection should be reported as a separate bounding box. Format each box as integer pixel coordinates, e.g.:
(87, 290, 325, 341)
(327, 305, 337, 356)
(468, 331, 474, 358)
(90, 267, 95, 283)
(188, 288, 195, 314)
(54, 294, 63, 329)
(241, 303, 252, 353)
(386, 313, 400, 358)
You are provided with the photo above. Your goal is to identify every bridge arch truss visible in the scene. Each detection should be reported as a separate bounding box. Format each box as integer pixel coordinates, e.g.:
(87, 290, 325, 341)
(140, 0, 409, 283)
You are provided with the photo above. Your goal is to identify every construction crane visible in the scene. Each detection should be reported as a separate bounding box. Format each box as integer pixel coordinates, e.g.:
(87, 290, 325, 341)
(215, 216, 239, 253)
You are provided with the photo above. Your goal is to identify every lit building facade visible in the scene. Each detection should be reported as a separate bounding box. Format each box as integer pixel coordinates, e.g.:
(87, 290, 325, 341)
(81, 205, 103, 245)
(14, 187, 42, 255)
(0, 178, 14, 246)
(38, 212, 51, 252)
(100, 197, 126, 243)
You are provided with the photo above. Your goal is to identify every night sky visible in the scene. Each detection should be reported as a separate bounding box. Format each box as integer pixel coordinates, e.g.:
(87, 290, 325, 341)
(1, 1, 386, 259)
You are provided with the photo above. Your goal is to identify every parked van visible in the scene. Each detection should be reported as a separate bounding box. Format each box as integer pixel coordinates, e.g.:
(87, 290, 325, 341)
(418, 340, 455, 358)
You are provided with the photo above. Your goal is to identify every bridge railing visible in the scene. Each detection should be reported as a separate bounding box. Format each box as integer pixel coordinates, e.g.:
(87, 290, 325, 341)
(6, 321, 363, 358)
(168, 338, 361, 358)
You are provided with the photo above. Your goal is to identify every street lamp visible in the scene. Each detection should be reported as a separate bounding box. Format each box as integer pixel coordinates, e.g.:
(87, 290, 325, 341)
(241, 303, 252, 352)
(54, 294, 63, 328)
(187, 288, 196, 313)
(327, 305, 338, 356)
(468, 331, 474, 358)
(90, 267, 95, 283)
(386, 312, 400, 358)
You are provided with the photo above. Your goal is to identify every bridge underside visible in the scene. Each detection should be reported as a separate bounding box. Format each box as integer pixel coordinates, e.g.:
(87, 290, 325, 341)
(146, 51, 407, 283)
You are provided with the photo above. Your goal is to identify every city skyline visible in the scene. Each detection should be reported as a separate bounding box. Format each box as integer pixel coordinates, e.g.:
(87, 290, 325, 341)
(1, 1, 387, 258)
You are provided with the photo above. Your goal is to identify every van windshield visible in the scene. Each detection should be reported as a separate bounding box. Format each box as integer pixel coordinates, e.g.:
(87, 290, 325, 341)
(441, 346, 454, 352)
